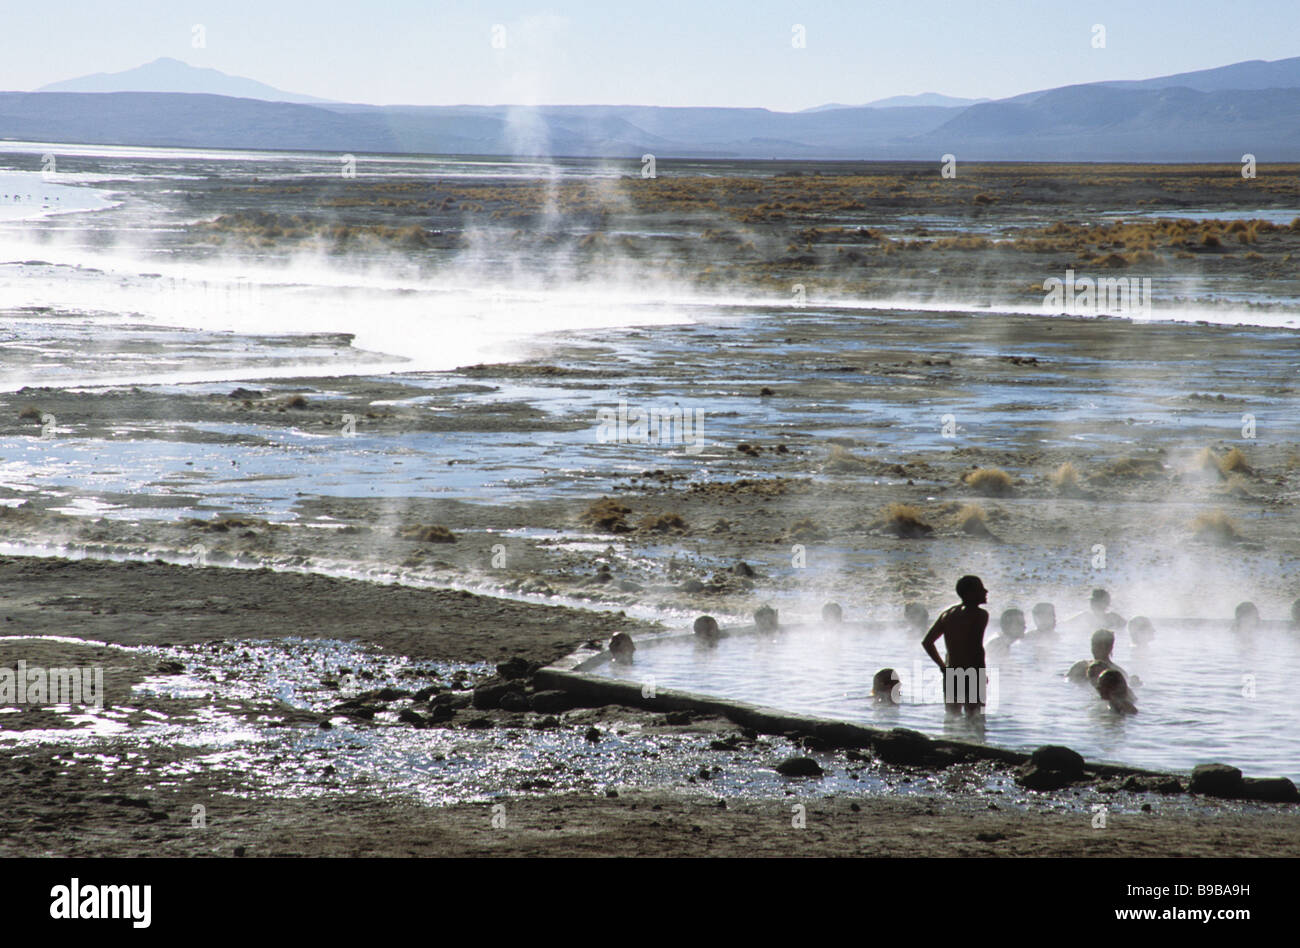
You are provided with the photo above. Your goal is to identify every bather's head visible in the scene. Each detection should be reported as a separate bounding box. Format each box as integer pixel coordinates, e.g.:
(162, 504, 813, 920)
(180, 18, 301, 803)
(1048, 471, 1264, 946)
(1128, 615, 1155, 647)
(693, 615, 720, 644)
(903, 602, 930, 632)
(821, 602, 843, 624)
(956, 575, 987, 607)
(872, 668, 900, 705)
(754, 605, 779, 632)
(609, 632, 635, 665)
(1096, 668, 1130, 701)
(1031, 602, 1057, 634)
(1090, 588, 1111, 615)
(1232, 601, 1260, 634)
(1090, 628, 1116, 661)
(1000, 608, 1026, 640)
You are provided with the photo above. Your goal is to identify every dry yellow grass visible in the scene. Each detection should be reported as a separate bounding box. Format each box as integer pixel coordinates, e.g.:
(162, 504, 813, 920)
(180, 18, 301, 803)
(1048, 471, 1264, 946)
(880, 503, 933, 538)
(963, 467, 1015, 496)
(1191, 510, 1241, 544)
(1049, 462, 1081, 491)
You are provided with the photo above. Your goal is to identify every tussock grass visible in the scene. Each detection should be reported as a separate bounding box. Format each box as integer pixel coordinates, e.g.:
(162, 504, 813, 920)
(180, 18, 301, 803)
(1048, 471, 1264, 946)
(963, 467, 1015, 496)
(581, 497, 632, 533)
(1191, 510, 1241, 544)
(17, 405, 41, 422)
(638, 513, 689, 534)
(879, 503, 934, 538)
(398, 524, 457, 543)
(1049, 462, 1081, 491)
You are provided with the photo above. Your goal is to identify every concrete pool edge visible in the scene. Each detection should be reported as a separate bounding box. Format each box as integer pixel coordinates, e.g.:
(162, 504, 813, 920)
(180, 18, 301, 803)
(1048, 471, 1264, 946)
(537, 622, 1298, 797)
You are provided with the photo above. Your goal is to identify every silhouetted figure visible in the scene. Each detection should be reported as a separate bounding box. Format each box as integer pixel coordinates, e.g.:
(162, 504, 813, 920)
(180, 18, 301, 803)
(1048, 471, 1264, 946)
(1067, 628, 1127, 681)
(1097, 669, 1138, 715)
(609, 632, 635, 665)
(1089, 588, 1125, 628)
(693, 615, 721, 645)
(1128, 615, 1155, 648)
(1027, 602, 1057, 639)
(903, 602, 930, 635)
(872, 668, 900, 705)
(986, 608, 1025, 660)
(921, 575, 989, 716)
(821, 602, 843, 624)
(754, 605, 779, 632)
(1231, 601, 1260, 635)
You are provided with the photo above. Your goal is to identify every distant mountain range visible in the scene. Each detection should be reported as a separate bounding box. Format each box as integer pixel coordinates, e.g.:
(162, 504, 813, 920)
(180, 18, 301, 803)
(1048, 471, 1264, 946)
(6, 55, 1300, 161)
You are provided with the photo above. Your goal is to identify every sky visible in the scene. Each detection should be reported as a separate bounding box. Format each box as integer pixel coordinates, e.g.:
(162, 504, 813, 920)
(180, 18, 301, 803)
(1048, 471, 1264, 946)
(4, 1, 1297, 110)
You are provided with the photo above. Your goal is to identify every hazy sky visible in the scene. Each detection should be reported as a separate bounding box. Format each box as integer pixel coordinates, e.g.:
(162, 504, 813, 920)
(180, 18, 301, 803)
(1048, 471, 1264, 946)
(6, 1, 1297, 110)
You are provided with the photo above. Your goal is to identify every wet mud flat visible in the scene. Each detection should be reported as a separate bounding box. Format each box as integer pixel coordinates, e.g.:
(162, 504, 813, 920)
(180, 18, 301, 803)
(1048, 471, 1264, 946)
(1, 557, 1298, 857)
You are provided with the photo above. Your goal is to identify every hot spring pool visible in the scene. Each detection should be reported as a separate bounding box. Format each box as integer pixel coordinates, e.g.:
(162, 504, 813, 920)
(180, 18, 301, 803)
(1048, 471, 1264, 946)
(591, 617, 1300, 783)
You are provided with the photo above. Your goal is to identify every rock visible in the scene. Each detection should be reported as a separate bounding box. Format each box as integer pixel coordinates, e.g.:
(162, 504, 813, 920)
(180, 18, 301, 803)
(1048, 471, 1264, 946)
(496, 657, 535, 680)
(366, 687, 410, 703)
(775, 756, 824, 777)
(802, 736, 830, 752)
(529, 690, 573, 713)
(1189, 763, 1244, 798)
(463, 717, 493, 730)
(427, 704, 455, 723)
(1122, 774, 1184, 795)
(498, 692, 532, 713)
(472, 677, 523, 710)
(873, 728, 932, 765)
(584, 726, 601, 743)
(449, 693, 472, 709)
(533, 715, 560, 730)
(1029, 745, 1085, 777)
(679, 579, 705, 594)
(397, 708, 427, 728)
(413, 685, 440, 702)
(662, 711, 694, 725)
(1016, 765, 1075, 791)
(1241, 776, 1300, 803)
(155, 660, 185, 675)
(732, 561, 755, 577)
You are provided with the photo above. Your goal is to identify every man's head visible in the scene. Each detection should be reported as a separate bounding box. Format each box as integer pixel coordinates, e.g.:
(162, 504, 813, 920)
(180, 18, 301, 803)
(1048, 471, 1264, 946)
(1097, 668, 1129, 701)
(872, 668, 900, 705)
(1233, 601, 1260, 633)
(1000, 608, 1026, 639)
(821, 602, 843, 624)
(1090, 588, 1111, 613)
(1031, 602, 1057, 632)
(1090, 628, 1116, 661)
(956, 575, 987, 606)
(693, 615, 720, 643)
(1129, 615, 1155, 646)
(609, 632, 635, 664)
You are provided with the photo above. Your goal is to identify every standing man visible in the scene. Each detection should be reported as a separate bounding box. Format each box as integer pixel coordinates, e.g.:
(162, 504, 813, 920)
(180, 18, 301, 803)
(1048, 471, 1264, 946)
(921, 575, 989, 715)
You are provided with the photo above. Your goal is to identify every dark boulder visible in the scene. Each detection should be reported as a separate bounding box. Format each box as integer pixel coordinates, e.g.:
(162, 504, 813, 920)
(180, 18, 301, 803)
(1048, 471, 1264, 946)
(427, 704, 455, 724)
(472, 677, 523, 710)
(496, 657, 536, 680)
(1241, 776, 1300, 803)
(413, 685, 440, 703)
(1122, 774, 1185, 795)
(397, 708, 428, 728)
(1017, 766, 1075, 791)
(1189, 763, 1244, 798)
(529, 690, 574, 713)
(775, 756, 824, 777)
(1029, 745, 1085, 777)
(498, 691, 532, 713)
(873, 728, 932, 765)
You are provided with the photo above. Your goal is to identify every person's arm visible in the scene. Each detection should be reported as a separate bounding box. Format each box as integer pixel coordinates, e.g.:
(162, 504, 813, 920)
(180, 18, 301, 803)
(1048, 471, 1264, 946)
(922, 617, 946, 672)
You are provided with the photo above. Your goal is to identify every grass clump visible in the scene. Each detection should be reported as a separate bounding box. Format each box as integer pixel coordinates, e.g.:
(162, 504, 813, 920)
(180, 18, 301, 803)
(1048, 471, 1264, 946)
(878, 503, 934, 539)
(581, 497, 633, 533)
(963, 467, 1015, 496)
(638, 513, 689, 534)
(954, 504, 995, 538)
(1049, 462, 1080, 491)
(17, 405, 42, 422)
(398, 524, 457, 543)
(1190, 510, 1241, 545)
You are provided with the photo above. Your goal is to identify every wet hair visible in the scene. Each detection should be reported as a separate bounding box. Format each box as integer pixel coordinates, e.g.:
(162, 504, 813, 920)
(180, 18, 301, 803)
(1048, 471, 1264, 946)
(1096, 668, 1128, 700)
(956, 575, 985, 602)
(821, 602, 843, 624)
(1031, 602, 1056, 630)
(754, 605, 779, 632)
(1086, 660, 1108, 686)
(609, 632, 635, 663)
(693, 615, 720, 642)
(1090, 628, 1115, 659)
(903, 602, 929, 628)
(1128, 615, 1155, 645)
(872, 668, 899, 704)
(1000, 608, 1026, 638)
(1091, 588, 1111, 609)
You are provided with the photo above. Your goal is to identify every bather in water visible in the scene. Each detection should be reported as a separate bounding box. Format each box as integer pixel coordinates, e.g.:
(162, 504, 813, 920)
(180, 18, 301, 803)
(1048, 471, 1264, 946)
(609, 632, 636, 665)
(1066, 628, 1127, 682)
(1128, 615, 1156, 648)
(985, 608, 1026, 661)
(903, 602, 930, 636)
(693, 615, 721, 646)
(1231, 601, 1260, 635)
(1025, 602, 1057, 640)
(1096, 668, 1138, 715)
(872, 667, 900, 705)
(821, 602, 843, 624)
